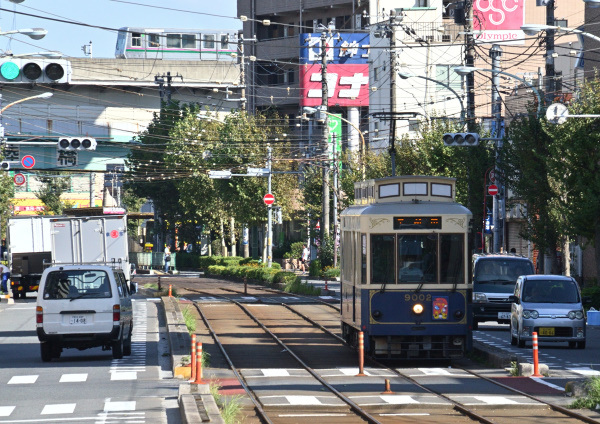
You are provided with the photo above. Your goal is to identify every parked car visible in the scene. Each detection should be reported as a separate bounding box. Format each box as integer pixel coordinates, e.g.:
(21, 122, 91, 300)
(509, 274, 587, 349)
(36, 265, 135, 362)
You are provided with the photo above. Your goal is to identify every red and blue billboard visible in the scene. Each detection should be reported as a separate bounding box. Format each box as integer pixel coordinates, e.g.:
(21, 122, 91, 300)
(300, 33, 370, 107)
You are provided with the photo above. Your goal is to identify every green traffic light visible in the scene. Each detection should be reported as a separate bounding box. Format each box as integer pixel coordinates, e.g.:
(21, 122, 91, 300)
(0, 62, 20, 80)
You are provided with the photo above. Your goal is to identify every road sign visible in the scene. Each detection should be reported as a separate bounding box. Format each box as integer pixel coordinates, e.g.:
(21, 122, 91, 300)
(546, 103, 569, 125)
(21, 155, 35, 169)
(13, 173, 25, 186)
(488, 184, 499, 196)
(263, 193, 275, 205)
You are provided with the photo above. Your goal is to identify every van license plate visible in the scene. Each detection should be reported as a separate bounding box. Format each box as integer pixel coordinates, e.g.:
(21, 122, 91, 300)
(70, 315, 87, 325)
(539, 327, 555, 336)
(498, 312, 511, 320)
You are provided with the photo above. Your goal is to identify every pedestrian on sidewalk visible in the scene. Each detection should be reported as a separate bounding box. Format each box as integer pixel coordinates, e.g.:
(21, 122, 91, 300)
(300, 244, 310, 274)
(0, 263, 9, 294)
(164, 245, 171, 273)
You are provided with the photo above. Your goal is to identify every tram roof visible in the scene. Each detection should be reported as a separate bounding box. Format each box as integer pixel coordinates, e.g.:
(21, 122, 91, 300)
(341, 201, 471, 216)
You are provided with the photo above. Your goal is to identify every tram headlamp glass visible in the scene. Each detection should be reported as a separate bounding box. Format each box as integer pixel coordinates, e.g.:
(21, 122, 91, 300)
(412, 303, 424, 315)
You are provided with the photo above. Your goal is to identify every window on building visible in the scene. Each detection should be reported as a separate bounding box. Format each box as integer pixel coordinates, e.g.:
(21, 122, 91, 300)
(182, 34, 196, 48)
(416, 0, 429, 7)
(166, 34, 181, 48)
(288, 69, 295, 84)
(132, 33, 141, 47)
(408, 119, 420, 132)
(435, 64, 462, 91)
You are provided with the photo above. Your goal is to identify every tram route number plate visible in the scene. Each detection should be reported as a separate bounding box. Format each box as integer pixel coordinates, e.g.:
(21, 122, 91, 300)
(70, 315, 87, 325)
(497, 312, 511, 320)
(539, 327, 555, 336)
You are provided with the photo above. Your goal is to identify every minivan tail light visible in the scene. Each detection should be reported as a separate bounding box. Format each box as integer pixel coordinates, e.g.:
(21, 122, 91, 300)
(36, 306, 43, 324)
(113, 305, 120, 322)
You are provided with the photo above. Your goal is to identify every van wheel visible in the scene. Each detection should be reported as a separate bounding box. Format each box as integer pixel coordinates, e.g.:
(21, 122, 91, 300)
(123, 327, 132, 356)
(112, 333, 124, 359)
(577, 341, 586, 349)
(472, 320, 479, 330)
(41, 343, 53, 362)
(510, 324, 517, 346)
(517, 335, 525, 348)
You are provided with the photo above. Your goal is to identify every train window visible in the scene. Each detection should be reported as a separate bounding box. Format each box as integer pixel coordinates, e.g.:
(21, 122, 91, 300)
(204, 34, 216, 49)
(167, 34, 181, 48)
(440, 234, 464, 283)
(371, 235, 395, 284)
(182, 34, 196, 48)
(361, 234, 367, 284)
(431, 183, 452, 197)
(148, 34, 160, 48)
(379, 183, 399, 198)
(398, 235, 437, 283)
(132, 33, 142, 47)
(404, 182, 428, 196)
(221, 34, 229, 49)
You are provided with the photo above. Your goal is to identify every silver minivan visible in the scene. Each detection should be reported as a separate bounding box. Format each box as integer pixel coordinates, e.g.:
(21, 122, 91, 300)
(36, 265, 135, 362)
(509, 275, 586, 349)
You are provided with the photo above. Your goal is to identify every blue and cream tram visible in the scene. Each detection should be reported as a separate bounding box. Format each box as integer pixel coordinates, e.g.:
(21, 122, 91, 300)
(115, 28, 238, 60)
(340, 175, 473, 359)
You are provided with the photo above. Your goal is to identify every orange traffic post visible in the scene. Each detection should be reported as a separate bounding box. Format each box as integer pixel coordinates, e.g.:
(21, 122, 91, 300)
(192, 341, 206, 384)
(189, 334, 196, 382)
(168, 284, 172, 297)
(356, 331, 366, 377)
(531, 332, 543, 377)
(381, 379, 394, 394)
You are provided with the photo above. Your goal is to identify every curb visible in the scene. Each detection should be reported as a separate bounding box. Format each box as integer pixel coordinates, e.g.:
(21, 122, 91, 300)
(162, 296, 224, 423)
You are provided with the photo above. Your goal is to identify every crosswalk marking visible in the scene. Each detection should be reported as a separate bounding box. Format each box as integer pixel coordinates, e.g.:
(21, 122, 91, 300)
(473, 396, 519, 405)
(60, 373, 88, 383)
(261, 369, 290, 377)
(41, 403, 76, 414)
(110, 371, 137, 380)
(380, 395, 419, 404)
(8, 375, 38, 384)
(286, 396, 322, 405)
(104, 401, 136, 412)
(0, 406, 14, 417)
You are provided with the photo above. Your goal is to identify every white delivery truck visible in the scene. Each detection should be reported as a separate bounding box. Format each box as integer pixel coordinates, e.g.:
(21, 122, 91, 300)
(7, 216, 55, 298)
(49, 215, 131, 281)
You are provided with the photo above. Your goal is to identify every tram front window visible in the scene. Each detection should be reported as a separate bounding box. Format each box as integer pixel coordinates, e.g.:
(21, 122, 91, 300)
(398, 235, 437, 283)
(372, 235, 395, 284)
(440, 234, 464, 284)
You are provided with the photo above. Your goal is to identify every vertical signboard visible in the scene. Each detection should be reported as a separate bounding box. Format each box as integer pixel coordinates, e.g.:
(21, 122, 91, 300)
(473, 0, 525, 45)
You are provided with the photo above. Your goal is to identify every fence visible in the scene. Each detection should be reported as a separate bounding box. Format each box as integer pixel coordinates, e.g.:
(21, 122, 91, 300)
(130, 252, 176, 271)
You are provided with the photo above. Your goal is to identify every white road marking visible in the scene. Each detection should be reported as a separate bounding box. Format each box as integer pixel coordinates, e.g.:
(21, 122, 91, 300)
(261, 369, 290, 377)
(380, 395, 419, 404)
(286, 396, 322, 405)
(531, 377, 565, 391)
(41, 403, 76, 415)
(8, 375, 38, 384)
(103, 401, 136, 412)
(60, 374, 88, 383)
(110, 371, 137, 381)
(567, 367, 600, 376)
(473, 396, 519, 405)
(0, 406, 15, 417)
(338, 368, 372, 376)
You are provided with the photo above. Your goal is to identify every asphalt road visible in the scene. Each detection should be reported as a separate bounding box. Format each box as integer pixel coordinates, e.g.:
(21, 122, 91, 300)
(0, 293, 182, 423)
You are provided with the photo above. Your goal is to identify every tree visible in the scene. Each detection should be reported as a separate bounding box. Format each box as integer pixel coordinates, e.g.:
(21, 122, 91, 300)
(34, 172, 73, 215)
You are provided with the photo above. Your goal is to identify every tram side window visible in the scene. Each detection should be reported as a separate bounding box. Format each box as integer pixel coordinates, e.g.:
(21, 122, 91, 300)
(361, 234, 367, 284)
(132, 33, 142, 47)
(167, 34, 182, 48)
(398, 235, 437, 283)
(221, 34, 229, 49)
(371, 235, 395, 284)
(182, 34, 196, 48)
(204, 34, 216, 49)
(440, 234, 464, 283)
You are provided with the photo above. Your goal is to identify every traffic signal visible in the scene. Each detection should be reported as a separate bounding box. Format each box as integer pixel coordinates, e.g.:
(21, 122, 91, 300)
(0, 58, 70, 83)
(58, 137, 97, 151)
(442, 132, 480, 146)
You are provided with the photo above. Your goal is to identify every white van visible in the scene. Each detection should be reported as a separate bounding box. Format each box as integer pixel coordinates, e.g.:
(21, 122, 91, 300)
(36, 265, 135, 362)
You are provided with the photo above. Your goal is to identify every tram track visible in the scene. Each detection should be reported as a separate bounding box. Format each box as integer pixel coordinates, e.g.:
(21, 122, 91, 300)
(182, 282, 600, 424)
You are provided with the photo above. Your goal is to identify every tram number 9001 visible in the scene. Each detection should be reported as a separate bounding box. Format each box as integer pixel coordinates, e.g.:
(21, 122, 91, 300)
(404, 293, 432, 302)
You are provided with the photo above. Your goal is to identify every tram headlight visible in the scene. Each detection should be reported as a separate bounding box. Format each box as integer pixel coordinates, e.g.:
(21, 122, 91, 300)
(454, 310, 464, 320)
(412, 303, 424, 315)
(372, 310, 382, 319)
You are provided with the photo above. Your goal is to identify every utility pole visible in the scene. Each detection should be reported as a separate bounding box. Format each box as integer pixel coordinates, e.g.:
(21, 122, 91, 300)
(154, 72, 174, 104)
(238, 34, 246, 111)
(267, 144, 273, 267)
(545, 0, 556, 105)
(321, 30, 330, 240)
(491, 45, 502, 253)
(464, 0, 476, 131)
(389, 10, 398, 176)
(333, 139, 339, 267)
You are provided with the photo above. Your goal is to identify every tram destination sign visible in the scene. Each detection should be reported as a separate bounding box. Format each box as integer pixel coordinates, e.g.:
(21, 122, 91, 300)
(393, 216, 442, 230)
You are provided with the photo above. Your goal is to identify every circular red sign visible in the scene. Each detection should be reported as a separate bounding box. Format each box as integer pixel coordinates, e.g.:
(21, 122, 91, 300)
(263, 193, 275, 205)
(110, 230, 119, 239)
(13, 173, 26, 186)
(21, 155, 35, 169)
(488, 184, 499, 196)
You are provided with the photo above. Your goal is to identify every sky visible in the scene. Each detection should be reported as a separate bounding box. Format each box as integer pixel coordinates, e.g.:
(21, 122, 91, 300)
(0, 0, 240, 58)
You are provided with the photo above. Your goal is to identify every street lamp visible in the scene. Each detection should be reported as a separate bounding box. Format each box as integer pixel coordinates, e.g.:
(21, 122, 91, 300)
(0, 28, 48, 40)
(1, 92, 52, 114)
(521, 23, 600, 43)
(302, 106, 367, 179)
(453, 66, 542, 116)
(397, 70, 466, 124)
